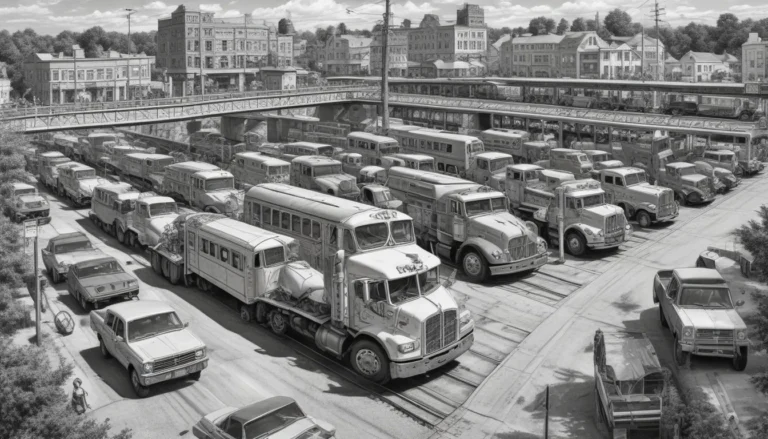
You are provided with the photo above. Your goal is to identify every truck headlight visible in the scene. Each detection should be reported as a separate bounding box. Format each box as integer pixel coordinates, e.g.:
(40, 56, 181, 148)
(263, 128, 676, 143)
(397, 340, 420, 354)
(491, 250, 503, 260)
(195, 348, 205, 358)
(128, 280, 138, 288)
(95, 285, 105, 293)
(585, 228, 593, 236)
(460, 309, 472, 326)
(625, 224, 631, 231)
(737, 330, 746, 340)
(537, 238, 548, 254)
(647, 204, 656, 211)
(682, 327, 694, 339)
(143, 362, 153, 373)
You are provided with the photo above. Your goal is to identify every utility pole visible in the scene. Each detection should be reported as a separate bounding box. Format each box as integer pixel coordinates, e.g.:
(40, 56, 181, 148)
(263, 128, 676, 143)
(641, 26, 645, 80)
(25, 217, 50, 346)
(243, 14, 248, 91)
(381, 0, 391, 133)
(125, 8, 136, 100)
(73, 45, 78, 103)
(651, 2, 666, 81)
(199, 9, 204, 97)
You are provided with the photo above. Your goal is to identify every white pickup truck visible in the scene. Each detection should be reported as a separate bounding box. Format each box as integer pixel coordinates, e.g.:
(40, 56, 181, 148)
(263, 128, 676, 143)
(90, 300, 208, 397)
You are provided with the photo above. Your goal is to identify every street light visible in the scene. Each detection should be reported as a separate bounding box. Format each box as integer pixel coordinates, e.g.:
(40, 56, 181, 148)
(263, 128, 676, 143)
(125, 8, 136, 100)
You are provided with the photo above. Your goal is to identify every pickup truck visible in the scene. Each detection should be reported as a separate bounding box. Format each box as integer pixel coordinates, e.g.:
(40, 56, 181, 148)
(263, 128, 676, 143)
(90, 300, 208, 397)
(67, 256, 139, 310)
(653, 268, 748, 370)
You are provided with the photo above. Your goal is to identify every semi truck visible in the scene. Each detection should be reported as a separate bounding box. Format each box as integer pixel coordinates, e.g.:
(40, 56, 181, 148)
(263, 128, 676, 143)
(162, 161, 244, 217)
(57, 162, 110, 206)
(37, 151, 72, 190)
(149, 212, 474, 384)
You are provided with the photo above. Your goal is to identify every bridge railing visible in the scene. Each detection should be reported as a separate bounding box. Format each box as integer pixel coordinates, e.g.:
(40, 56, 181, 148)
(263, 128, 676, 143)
(0, 85, 377, 119)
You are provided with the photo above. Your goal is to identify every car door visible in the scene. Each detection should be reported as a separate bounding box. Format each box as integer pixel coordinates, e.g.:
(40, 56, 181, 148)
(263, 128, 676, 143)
(41, 242, 54, 270)
(112, 317, 131, 368)
(66, 266, 78, 296)
(664, 277, 682, 333)
(101, 311, 117, 354)
(214, 416, 242, 439)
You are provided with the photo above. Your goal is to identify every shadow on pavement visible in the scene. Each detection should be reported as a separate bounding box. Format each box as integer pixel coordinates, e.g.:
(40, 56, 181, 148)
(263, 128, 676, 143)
(523, 368, 597, 439)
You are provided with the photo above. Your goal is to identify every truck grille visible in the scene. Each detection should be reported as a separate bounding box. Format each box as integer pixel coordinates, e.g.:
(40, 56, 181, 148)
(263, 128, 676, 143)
(605, 214, 624, 235)
(425, 310, 459, 355)
(508, 236, 538, 260)
(696, 329, 734, 344)
(154, 351, 198, 373)
(658, 190, 675, 217)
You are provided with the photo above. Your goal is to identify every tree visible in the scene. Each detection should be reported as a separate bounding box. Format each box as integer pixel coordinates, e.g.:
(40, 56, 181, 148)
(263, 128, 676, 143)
(402, 19, 412, 29)
(571, 18, 586, 32)
(734, 204, 768, 281)
(529, 16, 555, 35)
(556, 19, 570, 35)
(604, 9, 634, 36)
(278, 18, 291, 35)
(337, 23, 348, 35)
(586, 19, 597, 31)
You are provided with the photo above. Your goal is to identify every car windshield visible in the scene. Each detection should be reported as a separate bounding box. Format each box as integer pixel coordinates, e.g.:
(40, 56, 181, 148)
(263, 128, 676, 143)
(77, 260, 124, 278)
(391, 220, 414, 244)
(127, 311, 184, 342)
(75, 169, 96, 179)
(490, 158, 513, 172)
(54, 240, 93, 253)
(313, 165, 342, 176)
(15, 188, 35, 196)
(624, 172, 647, 186)
(205, 177, 234, 191)
(243, 402, 305, 439)
(464, 197, 507, 216)
(149, 202, 177, 216)
(578, 194, 605, 208)
(355, 222, 389, 249)
(679, 287, 733, 308)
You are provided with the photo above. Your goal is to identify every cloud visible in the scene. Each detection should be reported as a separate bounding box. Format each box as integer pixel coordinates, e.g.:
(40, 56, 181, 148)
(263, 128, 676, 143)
(531, 5, 553, 13)
(728, 5, 752, 11)
(143, 1, 171, 11)
(0, 4, 52, 15)
(200, 4, 223, 13)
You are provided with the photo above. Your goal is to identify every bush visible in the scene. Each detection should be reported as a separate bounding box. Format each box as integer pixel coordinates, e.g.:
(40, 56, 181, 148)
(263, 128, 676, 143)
(734, 204, 768, 282)
(661, 376, 732, 439)
(0, 337, 132, 439)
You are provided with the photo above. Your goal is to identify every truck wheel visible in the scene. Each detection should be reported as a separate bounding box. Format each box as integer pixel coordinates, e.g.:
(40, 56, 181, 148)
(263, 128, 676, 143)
(269, 311, 288, 336)
(52, 269, 61, 284)
(636, 210, 652, 228)
(189, 371, 202, 381)
(151, 252, 163, 275)
(674, 338, 690, 368)
(739, 112, 751, 121)
(239, 304, 254, 322)
(130, 368, 151, 398)
(620, 204, 634, 220)
(168, 262, 182, 285)
(116, 226, 126, 244)
(659, 306, 668, 328)
(349, 339, 391, 384)
(100, 337, 112, 359)
(255, 302, 268, 324)
(461, 250, 489, 283)
(79, 292, 91, 312)
(695, 257, 706, 268)
(732, 347, 748, 371)
(566, 232, 587, 256)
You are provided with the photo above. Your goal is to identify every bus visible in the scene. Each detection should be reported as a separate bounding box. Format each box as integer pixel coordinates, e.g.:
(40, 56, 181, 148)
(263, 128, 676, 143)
(381, 153, 435, 172)
(281, 142, 335, 161)
(387, 126, 484, 176)
(346, 132, 400, 166)
(243, 183, 417, 271)
(230, 152, 290, 190)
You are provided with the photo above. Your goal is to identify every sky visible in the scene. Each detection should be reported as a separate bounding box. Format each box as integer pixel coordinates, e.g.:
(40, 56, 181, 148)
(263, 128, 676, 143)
(0, 0, 765, 35)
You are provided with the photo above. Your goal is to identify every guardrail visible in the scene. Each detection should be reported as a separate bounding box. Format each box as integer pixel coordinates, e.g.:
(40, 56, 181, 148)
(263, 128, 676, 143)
(0, 85, 376, 119)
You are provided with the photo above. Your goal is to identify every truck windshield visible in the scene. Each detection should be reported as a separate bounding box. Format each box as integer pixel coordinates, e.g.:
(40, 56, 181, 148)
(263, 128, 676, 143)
(75, 170, 97, 179)
(128, 311, 184, 341)
(77, 260, 124, 278)
(149, 202, 178, 216)
(419, 162, 435, 172)
(374, 190, 394, 204)
(678, 167, 695, 176)
(624, 172, 647, 186)
(418, 266, 440, 295)
(388, 275, 422, 304)
(490, 158, 513, 172)
(468, 141, 484, 155)
(205, 177, 234, 191)
(355, 222, 389, 249)
(578, 194, 605, 208)
(679, 288, 733, 308)
(313, 165, 343, 176)
(593, 154, 608, 162)
(54, 240, 93, 254)
(391, 220, 414, 244)
(15, 188, 35, 196)
(464, 196, 507, 216)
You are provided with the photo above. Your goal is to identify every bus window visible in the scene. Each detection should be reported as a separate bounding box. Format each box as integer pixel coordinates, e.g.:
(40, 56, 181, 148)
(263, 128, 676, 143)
(281, 212, 291, 229)
(302, 218, 311, 237)
(292, 214, 301, 233)
(312, 221, 321, 239)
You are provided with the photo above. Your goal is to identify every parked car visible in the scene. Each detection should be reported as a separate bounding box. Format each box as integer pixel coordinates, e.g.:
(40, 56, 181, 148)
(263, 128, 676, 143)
(66, 256, 139, 310)
(41, 231, 104, 284)
(665, 101, 698, 116)
(192, 397, 336, 439)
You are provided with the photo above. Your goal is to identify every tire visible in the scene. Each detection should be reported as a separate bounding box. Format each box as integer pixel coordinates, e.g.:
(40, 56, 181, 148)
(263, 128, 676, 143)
(116, 225, 125, 244)
(565, 231, 587, 256)
(151, 252, 163, 275)
(79, 292, 91, 312)
(100, 337, 112, 359)
(659, 306, 668, 328)
(189, 371, 202, 381)
(130, 368, 151, 398)
(674, 338, 690, 368)
(461, 249, 489, 283)
(734, 166, 744, 177)
(239, 304, 254, 322)
(349, 339, 391, 384)
(739, 112, 751, 121)
(269, 311, 289, 336)
(695, 257, 705, 268)
(52, 269, 61, 284)
(672, 109, 681, 116)
(636, 210, 652, 228)
(732, 347, 748, 371)
(255, 302, 268, 324)
(168, 262, 182, 285)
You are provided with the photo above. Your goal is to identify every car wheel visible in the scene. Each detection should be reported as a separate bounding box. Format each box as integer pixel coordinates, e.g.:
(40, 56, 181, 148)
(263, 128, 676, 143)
(130, 368, 151, 398)
(100, 337, 112, 359)
(636, 210, 652, 228)
(732, 347, 748, 371)
(695, 257, 706, 268)
(189, 371, 202, 381)
(269, 310, 289, 336)
(239, 304, 253, 322)
(79, 292, 90, 311)
(461, 249, 489, 283)
(659, 306, 668, 328)
(349, 339, 391, 384)
(674, 337, 690, 368)
(566, 232, 587, 256)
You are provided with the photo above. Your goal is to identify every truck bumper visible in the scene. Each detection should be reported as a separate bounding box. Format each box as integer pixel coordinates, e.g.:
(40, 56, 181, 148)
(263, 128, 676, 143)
(489, 254, 549, 276)
(390, 332, 474, 380)
(87, 289, 139, 304)
(16, 209, 50, 221)
(588, 234, 626, 250)
(142, 358, 208, 386)
(681, 342, 748, 358)
(651, 211, 678, 223)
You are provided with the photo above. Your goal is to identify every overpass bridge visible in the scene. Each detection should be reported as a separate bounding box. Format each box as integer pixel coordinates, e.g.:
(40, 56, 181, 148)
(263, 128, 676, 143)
(0, 85, 380, 133)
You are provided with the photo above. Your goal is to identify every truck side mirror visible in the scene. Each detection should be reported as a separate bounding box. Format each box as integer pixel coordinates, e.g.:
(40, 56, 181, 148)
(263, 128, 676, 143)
(114, 335, 124, 343)
(443, 269, 457, 288)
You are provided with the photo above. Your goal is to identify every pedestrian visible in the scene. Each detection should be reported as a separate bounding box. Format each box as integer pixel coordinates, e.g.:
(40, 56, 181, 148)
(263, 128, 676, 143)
(71, 378, 91, 414)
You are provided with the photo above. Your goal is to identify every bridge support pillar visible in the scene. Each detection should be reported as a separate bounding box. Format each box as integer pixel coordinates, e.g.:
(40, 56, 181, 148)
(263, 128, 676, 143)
(238, 73, 246, 92)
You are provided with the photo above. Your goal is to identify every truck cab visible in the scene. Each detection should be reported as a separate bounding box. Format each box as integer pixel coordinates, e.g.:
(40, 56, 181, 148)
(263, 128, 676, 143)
(290, 155, 360, 200)
(656, 162, 715, 205)
(693, 161, 739, 192)
(590, 160, 624, 179)
(700, 150, 740, 175)
(598, 167, 678, 227)
(381, 153, 435, 172)
(337, 152, 364, 177)
(546, 148, 594, 179)
(57, 163, 110, 206)
(357, 165, 387, 187)
(359, 184, 402, 211)
(521, 141, 551, 164)
(465, 152, 514, 191)
(653, 268, 748, 370)
(121, 153, 176, 191)
(90, 183, 140, 239)
(533, 179, 632, 256)
(505, 164, 575, 215)
(127, 195, 180, 248)
(4, 182, 50, 223)
(37, 152, 71, 189)
(581, 150, 612, 168)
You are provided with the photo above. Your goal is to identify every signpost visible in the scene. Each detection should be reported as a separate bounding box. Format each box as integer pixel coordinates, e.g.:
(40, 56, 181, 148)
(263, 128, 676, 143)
(24, 217, 50, 346)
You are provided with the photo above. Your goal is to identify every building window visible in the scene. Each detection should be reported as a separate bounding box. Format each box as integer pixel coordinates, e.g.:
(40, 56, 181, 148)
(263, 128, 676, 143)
(205, 40, 213, 51)
(195, 57, 201, 67)
(204, 28, 212, 36)
(219, 56, 229, 68)
(77, 70, 85, 80)
(188, 56, 193, 67)
(205, 57, 213, 68)
(603, 52, 610, 60)
(52, 70, 59, 81)
(96, 69, 104, 80)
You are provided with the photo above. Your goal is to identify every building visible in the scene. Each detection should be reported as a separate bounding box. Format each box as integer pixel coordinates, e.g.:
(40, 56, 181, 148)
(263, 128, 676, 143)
(664, 55, 682, 80)
(23, 45, 154, 105)
(559, 31, 609, 79)
(622, 34, 665, 79)
(407, 4, 488, 64)
(488, 34, 510, 75)
(500, 33, 563, 77)
(600, 42, 641, 79)
(407, 59, 486, 78)
(679, 51, 734, 82)
(742, 32, 767, 82)
(156, 5, 294, 96)
(323, 35, 372, 75)
(370, 27, 408, 77)
(0, 62, 10, 104)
